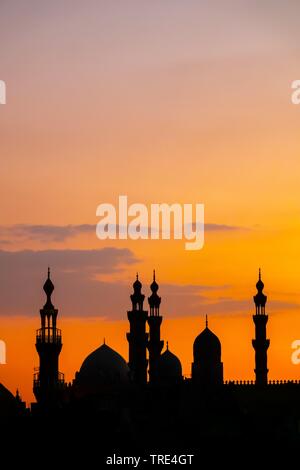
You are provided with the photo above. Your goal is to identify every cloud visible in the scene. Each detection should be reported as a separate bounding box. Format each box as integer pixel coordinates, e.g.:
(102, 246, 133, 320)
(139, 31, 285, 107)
(204, 224, 242, 231)
(0, 224, 95, 242)
(0, 247, 296, 320)
(0, 248, 137, 317)
(0, 239, 12, 245)
(0, 222, 243, 244)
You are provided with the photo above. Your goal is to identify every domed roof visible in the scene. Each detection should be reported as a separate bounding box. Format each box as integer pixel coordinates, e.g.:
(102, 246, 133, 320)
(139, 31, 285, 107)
(150, 270, 159, 293)
(43, 267, 54, 297)
(0, 383, 18, 418)
(193, 321, 221, 362)
(256, 268, 264, 292)
(157, 344, 182, 383)
(133, 273, 142, 290)
(159, 350, 182, 376)
(78, 343, 130, 386)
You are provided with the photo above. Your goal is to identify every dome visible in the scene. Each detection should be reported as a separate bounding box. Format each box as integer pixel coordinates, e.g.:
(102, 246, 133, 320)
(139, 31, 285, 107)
(193, 326, 221, 362)
(256, 268, 265, 292)
(158, 348, 182, 382)
(43, 267, 54, 297)
(256, 278, 264, 291)
(133, 273, 142, 291)
(77, 343, 130, 386)
(0, 383, 18, 418)
(150, 270, 159, 293)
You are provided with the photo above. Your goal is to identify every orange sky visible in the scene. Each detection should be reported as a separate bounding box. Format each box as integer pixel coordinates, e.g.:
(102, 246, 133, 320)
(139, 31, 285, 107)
(1, 1, 300, 404)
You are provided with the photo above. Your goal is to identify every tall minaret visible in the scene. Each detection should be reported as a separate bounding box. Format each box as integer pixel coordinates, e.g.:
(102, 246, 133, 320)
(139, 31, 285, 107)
(127, 274, 148, 384)
(252, 269, 270, 386)
(147, 270, 164, 383)
(33, 268, 64, 405)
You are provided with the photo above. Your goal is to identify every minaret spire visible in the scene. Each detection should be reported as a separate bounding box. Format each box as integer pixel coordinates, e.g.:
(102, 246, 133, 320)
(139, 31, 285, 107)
(147, 270, 164, 383)
(205, 314, 208, 328)
(33, 269, 64, 407)
(252, 269, 270, 386)
(148, 269, 161, 317)
(127, 273, 148, 384)
(130, 272, 145, 311)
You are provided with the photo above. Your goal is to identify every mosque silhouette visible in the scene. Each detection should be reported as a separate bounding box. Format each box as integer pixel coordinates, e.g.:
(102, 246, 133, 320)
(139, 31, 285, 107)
(1, 268, 300, 453)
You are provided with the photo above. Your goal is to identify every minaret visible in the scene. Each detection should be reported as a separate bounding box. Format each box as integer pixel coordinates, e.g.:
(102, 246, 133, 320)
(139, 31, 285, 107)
(147, 270, 164, 383)
(252, 269, 270, 386)
(126, 274, 148, 384)
(33, 268, 64, 405)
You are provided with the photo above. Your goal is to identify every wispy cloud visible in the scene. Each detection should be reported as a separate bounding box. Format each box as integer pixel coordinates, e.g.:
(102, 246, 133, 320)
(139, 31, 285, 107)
(0, 224, 95, 242)
(203, 223, 243, 231)
(0, 247, 137, 317)
(0, 248, 296, 319)
(0, 222, 244, 244)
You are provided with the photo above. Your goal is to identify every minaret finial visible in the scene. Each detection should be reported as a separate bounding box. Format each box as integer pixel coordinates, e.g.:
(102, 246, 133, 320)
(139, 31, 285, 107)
(43, 267, 54, 305)
(205, 314, 208, 328)
(166, 341, 169, 350)
(131, 272, 144, 310)
(103, 337, 106, 345)
(153, 269, 155, 281)
(259, 267, 261, 281)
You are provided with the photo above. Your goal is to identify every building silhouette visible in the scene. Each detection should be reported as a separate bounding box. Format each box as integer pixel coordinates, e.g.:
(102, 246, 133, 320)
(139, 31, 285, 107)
(147, 270, 164, 384)
(126, 274, 148, 385)
(1, 267, 300, 449)
(33, 268, 64, 407)
(192, 315, 223, 386)
(252, 268, 270, 385)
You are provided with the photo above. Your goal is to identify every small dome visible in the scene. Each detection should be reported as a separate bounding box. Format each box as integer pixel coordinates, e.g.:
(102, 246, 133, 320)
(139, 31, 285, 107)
(150, 270, 159, 293)
(256, 268, 264, 291)
(150, 279, 158, 293)
(193, 326, 221, 362)
(157, 346, 182, 383)
(43, 267, 54, 297)
(133, 275, 142, 291)
(256, 278, 264, 291)
(77, 343, 130, 386)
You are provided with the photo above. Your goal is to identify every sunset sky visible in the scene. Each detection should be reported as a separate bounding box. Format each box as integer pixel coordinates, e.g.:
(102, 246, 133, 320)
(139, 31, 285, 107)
(1, 1, 300, 404)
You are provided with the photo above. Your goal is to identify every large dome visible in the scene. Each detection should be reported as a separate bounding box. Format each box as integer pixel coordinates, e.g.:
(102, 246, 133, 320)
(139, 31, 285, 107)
(77, 343, 130, 386)
(193, 326, 221, 362)
(158, 347, 182, 383)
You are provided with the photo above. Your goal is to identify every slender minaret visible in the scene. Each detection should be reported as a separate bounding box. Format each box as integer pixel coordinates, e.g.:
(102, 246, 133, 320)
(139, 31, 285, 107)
(252, 269, 270, 386)
(127, 274, 148, 384)
(147, 270, 164, 383)
(33, 268, 64, 405)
